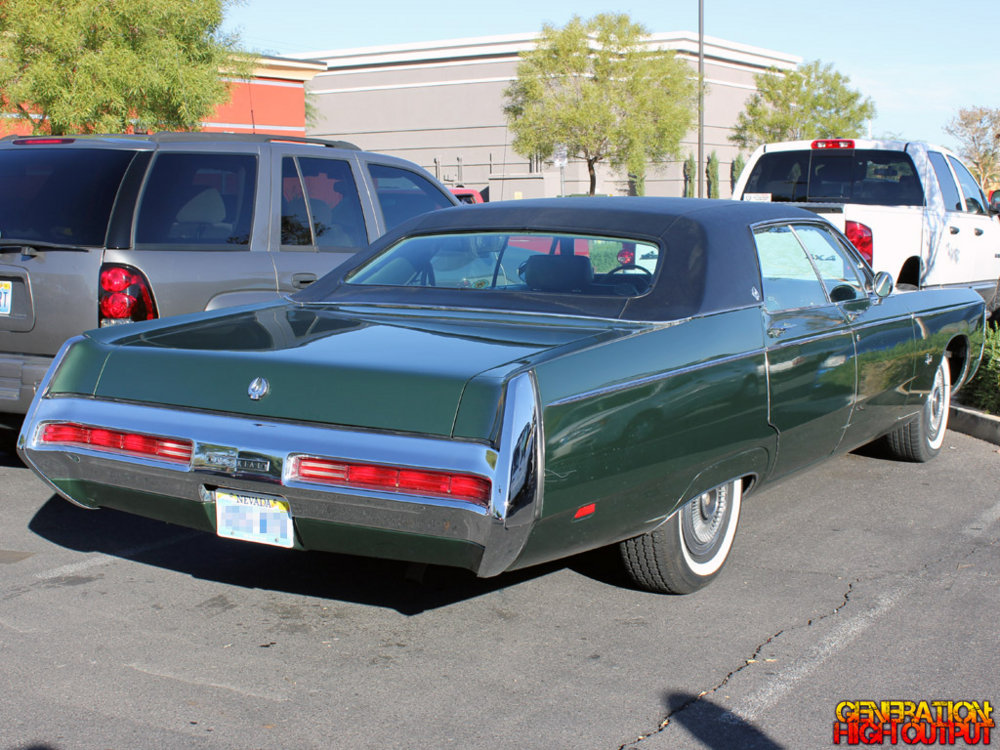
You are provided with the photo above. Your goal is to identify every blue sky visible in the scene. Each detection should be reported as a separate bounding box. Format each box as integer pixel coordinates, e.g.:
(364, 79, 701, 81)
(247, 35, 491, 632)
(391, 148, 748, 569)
(221, 0, 999, 151)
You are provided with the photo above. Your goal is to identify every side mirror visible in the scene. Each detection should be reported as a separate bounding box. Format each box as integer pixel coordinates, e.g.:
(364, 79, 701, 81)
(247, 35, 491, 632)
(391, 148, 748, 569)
(990, 189, 1000, 215)
(873, 271, 894, 298)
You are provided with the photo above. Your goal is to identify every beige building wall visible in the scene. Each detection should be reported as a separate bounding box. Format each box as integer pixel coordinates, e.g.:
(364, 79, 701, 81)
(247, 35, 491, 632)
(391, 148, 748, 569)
(294, 33, 799, 200)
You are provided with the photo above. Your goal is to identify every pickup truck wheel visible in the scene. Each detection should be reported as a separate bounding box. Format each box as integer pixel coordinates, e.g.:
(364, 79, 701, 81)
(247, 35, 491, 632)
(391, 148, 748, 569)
(619, 479, 742, 594)
(885, 355, 950, 462)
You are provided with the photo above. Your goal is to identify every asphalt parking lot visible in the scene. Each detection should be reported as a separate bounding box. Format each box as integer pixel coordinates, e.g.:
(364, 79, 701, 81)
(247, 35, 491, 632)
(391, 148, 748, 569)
(1, 430, 997, 750)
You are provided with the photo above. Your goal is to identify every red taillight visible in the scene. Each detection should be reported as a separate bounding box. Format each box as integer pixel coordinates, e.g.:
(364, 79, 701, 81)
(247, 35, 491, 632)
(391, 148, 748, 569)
(40, 422, 192, 464)
(99, 263, 157, 326)
(845, 220, 874, 265)
(292, 456, 492, 506)
(811, 139, 854, 150)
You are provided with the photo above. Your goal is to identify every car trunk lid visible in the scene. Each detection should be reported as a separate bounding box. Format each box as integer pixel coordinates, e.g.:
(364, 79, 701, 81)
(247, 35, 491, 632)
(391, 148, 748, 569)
(82, 303, 630, 438)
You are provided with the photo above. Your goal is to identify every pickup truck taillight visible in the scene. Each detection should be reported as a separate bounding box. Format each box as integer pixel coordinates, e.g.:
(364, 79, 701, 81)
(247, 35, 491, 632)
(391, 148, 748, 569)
(99, 263, 158, 327)
(845, 221, 873, 266)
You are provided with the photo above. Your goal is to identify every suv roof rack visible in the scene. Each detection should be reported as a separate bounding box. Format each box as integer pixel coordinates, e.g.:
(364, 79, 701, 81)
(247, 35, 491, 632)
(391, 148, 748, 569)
(148, 132, 361, 150)
(1, 132, 360, 150)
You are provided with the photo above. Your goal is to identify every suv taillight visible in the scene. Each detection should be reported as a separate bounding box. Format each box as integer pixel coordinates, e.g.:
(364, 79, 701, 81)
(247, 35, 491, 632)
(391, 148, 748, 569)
(845, 221, 873, 266)
(99, 264, 157, 326)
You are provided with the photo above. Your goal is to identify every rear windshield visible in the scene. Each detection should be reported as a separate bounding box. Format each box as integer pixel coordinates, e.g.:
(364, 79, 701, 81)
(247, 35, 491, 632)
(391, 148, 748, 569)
(0, 148, 135, 246)
(743, 149, 924, 206)
(345, 232, 659, 297)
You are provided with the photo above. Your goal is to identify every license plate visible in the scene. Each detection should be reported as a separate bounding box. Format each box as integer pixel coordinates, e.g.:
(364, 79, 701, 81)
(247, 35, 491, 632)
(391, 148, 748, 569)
(215, 489, 294, 548)
(0, 280, 11, 316)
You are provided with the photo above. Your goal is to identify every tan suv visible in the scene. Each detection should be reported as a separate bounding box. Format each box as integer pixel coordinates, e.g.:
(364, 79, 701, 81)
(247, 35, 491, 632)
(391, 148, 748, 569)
(0, 132, 458, 417)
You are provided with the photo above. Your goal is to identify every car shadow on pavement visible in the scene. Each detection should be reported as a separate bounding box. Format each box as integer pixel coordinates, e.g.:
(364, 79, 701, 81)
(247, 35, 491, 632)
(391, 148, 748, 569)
(658, 691, 785, 749)
(28, 495, 568, 615)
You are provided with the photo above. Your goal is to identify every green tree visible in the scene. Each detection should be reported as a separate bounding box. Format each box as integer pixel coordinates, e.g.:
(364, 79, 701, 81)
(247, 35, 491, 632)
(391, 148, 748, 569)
(504, 13, 696, 195)
(729, 60, 875, 150)
(706, 151, 719, 199)
(0, 0, 251, 135)
(945, 106, 1000, 189)
(683, 153, 696, 197)
(730, 153, 746, 191)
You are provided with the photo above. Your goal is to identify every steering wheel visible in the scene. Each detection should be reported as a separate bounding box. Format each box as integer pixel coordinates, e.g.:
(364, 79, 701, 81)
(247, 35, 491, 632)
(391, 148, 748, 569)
(517, 260, 529, 282)
(608, 264, 652, 277)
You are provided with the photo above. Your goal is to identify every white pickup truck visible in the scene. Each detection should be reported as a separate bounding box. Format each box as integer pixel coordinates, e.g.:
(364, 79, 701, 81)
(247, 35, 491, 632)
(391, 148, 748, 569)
(733, 138, 1000, 310)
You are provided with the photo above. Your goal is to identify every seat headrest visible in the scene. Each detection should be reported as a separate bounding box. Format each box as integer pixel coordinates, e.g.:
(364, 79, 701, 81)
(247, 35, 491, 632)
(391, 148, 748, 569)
(523, 254, 593, 292)
(176, 188, 226, 223)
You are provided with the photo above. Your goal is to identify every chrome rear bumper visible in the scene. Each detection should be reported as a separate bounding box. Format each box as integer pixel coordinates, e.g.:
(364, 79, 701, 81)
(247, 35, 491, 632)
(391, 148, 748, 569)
(18, 349, 541, 577)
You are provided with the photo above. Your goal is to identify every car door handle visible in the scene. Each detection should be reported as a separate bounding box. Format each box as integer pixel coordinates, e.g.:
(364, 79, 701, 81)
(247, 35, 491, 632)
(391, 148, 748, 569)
(975, 227, 984, 236)
(767, 325, 790, 338)
(291, 272, 317, 289)
(949, 226, 960, 235)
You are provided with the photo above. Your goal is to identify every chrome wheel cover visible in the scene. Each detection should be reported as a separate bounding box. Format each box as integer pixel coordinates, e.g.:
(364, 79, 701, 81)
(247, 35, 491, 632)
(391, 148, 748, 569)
(926, 364, 946, 440)
(681, 484, 730, 561)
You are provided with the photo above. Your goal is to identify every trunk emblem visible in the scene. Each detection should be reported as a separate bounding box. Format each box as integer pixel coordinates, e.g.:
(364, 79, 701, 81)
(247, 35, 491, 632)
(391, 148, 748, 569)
(248, 377, 270, 401)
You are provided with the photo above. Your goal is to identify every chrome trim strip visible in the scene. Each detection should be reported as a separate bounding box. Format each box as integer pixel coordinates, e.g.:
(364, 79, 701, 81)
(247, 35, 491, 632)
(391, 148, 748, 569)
(17, 336, 97, 510)
(548, 348, 766, 408)
(766, 329, 852, 351)
(478, 371, 543, 576)
(300, 300, 760, 327)
(19, 373, 543, 577)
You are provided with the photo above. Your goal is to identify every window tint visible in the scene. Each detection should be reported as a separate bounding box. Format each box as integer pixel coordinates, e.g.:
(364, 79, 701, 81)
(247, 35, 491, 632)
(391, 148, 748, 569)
(928, 152, 964, 212)
(947, 155, 987, 214)
(135, 153, 255, 248)
(346, 232, 659, 297)
(744, 150, 923, 206)
(792, 224, 865, 302)
(0, 148, 134, 246)
(753, 225, 827, 311)
(743, 151, 808, 201)
(281, 157, 367, 249)
(368, 164, 454, 230)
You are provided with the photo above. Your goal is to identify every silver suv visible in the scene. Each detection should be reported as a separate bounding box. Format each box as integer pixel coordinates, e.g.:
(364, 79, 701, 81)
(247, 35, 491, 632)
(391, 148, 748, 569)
(0, 133, 458, 416)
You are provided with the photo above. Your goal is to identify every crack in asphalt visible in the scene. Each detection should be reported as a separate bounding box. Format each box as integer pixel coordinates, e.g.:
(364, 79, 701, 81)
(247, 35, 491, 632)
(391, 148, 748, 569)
(619, 537, 996, 749)
(617, 577, 859, 749)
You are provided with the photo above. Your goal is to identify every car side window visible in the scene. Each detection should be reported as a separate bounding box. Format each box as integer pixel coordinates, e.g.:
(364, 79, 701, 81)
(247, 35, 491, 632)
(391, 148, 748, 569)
(135, 153, 255, 249)
(928, 152, 964, 212)
(752, 225, 828, 311)
(947, 155, 988, 214)
(791, 224, 866, 302)
(281, 157, 367, 250)
(368, 163, 455, 230)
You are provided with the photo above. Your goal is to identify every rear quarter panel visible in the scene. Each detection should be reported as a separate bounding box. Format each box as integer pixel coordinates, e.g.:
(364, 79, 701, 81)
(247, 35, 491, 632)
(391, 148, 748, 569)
(512, 307, 775, 569)
(902, 287, 986, 392)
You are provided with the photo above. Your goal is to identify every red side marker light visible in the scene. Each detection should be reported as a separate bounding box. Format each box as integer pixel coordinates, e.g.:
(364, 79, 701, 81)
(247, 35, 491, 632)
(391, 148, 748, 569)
(574, 503, 597, 520)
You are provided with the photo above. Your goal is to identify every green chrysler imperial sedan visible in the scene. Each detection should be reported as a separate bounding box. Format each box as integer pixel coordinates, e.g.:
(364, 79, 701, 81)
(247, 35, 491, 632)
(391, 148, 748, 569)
(17, 198, 986, 594)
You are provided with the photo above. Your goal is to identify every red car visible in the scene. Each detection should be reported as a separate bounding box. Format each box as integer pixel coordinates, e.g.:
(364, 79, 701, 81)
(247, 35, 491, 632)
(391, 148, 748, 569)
(451, 187, 484, 204)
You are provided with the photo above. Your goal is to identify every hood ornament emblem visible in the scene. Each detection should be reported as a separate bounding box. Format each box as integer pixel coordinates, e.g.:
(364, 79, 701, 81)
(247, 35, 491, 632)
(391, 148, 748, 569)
(248, 377, 269, 401)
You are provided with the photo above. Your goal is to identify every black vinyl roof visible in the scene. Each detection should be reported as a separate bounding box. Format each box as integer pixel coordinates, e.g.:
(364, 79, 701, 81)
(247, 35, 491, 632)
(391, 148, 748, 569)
(298, 197, 830, 321)
(395, 196, 819, 238)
